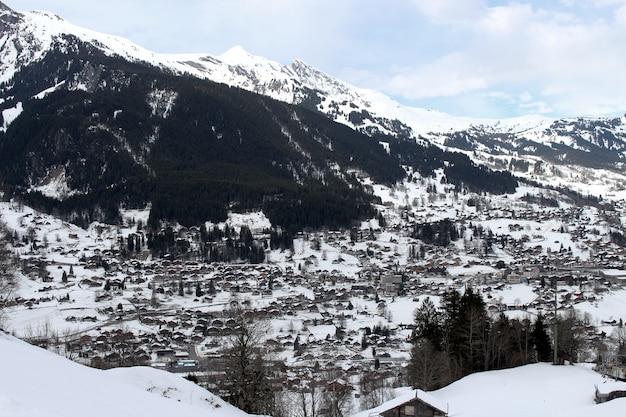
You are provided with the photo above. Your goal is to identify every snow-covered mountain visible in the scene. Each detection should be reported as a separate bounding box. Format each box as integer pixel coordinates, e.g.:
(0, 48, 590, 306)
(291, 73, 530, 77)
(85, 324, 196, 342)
(1, 1, 626, 202)
(2, 2, 624, 149)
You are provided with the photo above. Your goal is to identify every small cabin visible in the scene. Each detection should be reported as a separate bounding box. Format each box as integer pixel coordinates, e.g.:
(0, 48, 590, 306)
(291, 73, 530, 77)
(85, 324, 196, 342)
(352, 390, 448, 417)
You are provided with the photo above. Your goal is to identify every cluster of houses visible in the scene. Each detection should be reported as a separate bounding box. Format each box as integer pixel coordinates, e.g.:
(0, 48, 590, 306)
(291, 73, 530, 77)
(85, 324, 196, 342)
(5, 196, 626, 414)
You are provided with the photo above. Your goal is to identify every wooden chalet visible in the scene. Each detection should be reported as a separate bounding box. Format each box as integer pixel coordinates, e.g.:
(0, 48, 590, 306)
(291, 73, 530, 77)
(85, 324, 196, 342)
(352, 389, 448, 417)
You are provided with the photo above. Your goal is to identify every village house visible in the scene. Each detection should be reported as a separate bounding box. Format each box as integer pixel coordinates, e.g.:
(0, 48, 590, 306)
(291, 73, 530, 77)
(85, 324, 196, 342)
(351, 389, 448, 417)
(380, 274, 403, 295)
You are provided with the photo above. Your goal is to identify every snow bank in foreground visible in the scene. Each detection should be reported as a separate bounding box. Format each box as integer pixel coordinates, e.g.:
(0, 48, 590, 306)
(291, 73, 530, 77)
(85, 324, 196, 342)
(0, 333, 252, 417)
(431, 362, 626, 417)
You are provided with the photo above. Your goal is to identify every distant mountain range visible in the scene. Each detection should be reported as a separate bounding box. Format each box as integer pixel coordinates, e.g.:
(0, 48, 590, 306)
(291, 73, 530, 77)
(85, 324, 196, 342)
(0, 2, 623, 230)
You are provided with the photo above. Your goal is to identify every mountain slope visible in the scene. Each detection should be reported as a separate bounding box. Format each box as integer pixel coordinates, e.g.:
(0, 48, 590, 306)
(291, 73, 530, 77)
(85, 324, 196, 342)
(0, 41, 397, 229)
(0, 2, 522, 232)
(3, 3, 626, 163)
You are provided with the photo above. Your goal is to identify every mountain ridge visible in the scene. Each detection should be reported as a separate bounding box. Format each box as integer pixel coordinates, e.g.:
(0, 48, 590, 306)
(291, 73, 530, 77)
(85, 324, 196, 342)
(0, 1, 624, 234)
(2, 2, 623, 139)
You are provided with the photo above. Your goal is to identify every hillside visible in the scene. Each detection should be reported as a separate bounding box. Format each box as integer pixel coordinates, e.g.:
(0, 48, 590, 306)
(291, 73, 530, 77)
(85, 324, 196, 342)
(354, 363, 626, 417)
(0, 2, 523, 233)
(3, 331, 625, 417)
(0, 332, 255, 417)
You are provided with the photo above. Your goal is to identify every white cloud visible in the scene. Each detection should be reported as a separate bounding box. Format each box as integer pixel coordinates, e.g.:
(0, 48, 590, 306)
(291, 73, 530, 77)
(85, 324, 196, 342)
(385, 52, 489, 99)
(616, 4, 626, 24)
(378, 1, 626, 117)
(410, 0, 487, 25)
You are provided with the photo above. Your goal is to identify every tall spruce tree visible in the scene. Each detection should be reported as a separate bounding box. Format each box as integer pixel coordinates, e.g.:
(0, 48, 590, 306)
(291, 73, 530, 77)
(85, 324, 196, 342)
(457, 287, 489, 373)
(408, 297, 447, 389)
(533, 314, 552, 362)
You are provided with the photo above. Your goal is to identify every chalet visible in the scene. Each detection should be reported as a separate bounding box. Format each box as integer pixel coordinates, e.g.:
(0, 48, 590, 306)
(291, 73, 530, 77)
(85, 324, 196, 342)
(600, 269, 626, 285)
(506, 272, 522, 284)
(351, 389, 448, 417)
(380, 274, 403, 294)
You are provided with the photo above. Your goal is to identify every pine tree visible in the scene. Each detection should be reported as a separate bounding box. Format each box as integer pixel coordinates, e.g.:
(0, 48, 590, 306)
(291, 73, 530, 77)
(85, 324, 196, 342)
(408, 296, 448, 389)
(207, 279, 216, 295)
(413, 297, 443, 344)
(533, 314, 552, 362)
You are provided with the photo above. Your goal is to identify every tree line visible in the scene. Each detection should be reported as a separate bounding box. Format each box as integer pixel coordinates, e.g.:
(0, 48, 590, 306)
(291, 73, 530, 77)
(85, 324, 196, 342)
(407, 289, 587, 390)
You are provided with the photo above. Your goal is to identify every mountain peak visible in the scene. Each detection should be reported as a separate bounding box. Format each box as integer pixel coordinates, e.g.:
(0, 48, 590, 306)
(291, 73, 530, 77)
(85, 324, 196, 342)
(0, 1, 12, 12)
(218, 45, 254, 64)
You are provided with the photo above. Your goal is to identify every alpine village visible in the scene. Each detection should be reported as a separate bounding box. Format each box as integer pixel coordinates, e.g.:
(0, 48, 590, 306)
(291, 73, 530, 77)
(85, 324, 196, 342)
(1, 2, 626, 417)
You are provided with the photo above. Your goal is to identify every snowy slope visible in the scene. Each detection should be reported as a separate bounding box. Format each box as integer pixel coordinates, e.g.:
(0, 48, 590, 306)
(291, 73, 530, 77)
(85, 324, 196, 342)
(353, 363, 626, 417)
(432, 363, 626, 417)
(0, 332, 255, 417)
(4, 328, 626, 417)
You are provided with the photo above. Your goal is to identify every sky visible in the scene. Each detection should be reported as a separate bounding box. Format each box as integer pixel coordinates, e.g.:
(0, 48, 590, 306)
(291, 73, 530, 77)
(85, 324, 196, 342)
(9, 0, 626, 119)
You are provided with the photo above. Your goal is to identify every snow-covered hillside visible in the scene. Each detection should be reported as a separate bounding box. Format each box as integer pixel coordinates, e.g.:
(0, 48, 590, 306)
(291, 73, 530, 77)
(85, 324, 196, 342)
(353, 363, 626, 417)
(3, 330, 626, 417)
(432, 363, 626, 417)
(0, 332, 255, 417)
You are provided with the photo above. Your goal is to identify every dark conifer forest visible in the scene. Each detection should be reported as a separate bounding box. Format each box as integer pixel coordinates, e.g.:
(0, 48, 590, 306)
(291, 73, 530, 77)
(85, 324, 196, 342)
(0, 39, 518, 237)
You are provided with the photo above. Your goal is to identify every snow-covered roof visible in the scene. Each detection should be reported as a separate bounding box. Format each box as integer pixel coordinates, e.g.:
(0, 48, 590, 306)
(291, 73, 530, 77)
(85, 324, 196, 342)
(351, 389, 448, 417)
(600, 269, 626, 279)
(595, 379, 626, 395)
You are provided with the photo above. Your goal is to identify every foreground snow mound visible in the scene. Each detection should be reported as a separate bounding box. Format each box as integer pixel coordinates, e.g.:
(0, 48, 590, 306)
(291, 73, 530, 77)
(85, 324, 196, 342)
(0, 333, 251, 417)
(432, 363, 626, 417)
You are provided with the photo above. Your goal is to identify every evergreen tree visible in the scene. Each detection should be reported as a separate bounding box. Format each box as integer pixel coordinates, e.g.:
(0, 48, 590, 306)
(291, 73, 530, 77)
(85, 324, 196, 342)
(412, 297, 443, 350)
(408, 297, 448, 389)
(294, 335, 300, 352)
(457, 287, 489, 373)
(207, 279, 216, 295)
(533, 314, 552, 362)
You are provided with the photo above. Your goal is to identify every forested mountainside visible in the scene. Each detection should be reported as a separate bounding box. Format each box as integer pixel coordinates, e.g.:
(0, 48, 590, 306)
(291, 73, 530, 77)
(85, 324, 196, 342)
(0, 34, 513, 232)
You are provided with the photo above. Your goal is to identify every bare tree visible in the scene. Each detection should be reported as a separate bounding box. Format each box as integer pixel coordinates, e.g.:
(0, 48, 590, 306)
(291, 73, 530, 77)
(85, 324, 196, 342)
(318, 370, 353, 417)
(289, 378, 323, 417)
(217, 301, 275, 416)
(407, 339, 448, 390)
(610, 321, 626, 362)
(359, 370, 392, 411)
(0, 232, 18, 329)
